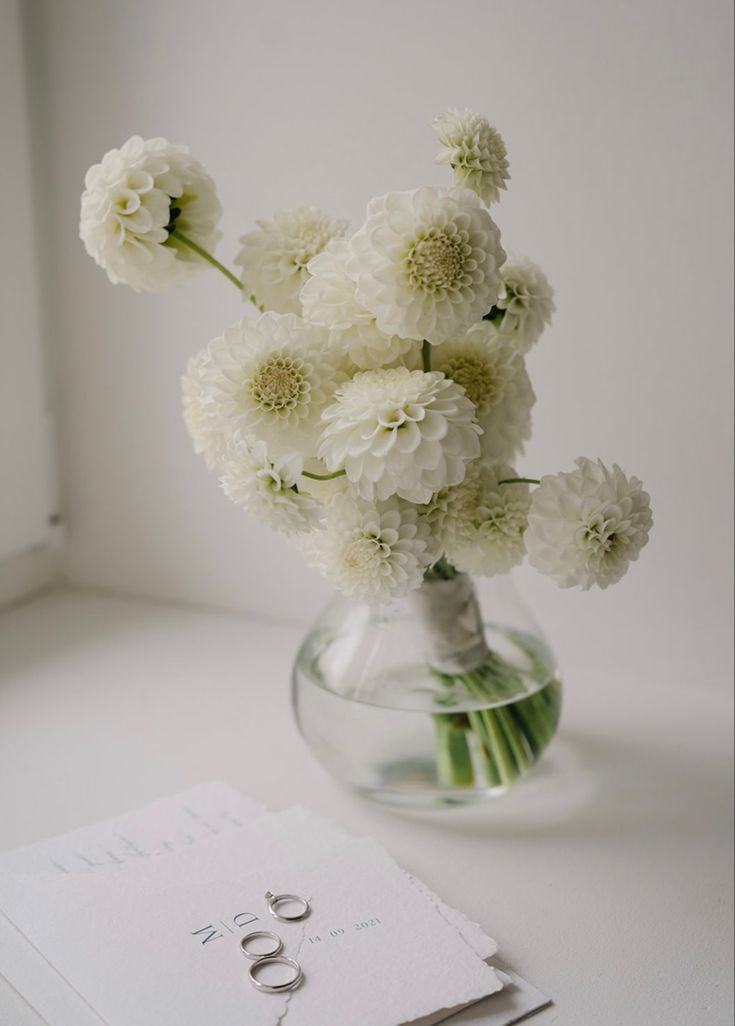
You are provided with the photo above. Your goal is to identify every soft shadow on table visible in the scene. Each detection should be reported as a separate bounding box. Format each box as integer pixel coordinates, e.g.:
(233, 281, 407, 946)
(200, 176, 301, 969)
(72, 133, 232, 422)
(376, 726, 733, 846)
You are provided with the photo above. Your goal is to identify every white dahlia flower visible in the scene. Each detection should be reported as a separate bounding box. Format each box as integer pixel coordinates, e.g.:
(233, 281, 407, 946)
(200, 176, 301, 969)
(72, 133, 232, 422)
(181, 347, 227, 470)
(426, 463, 530, 575)
(236, 207, 348, 314)
(525, 458, 653, 590)
(478, 362, 535, 464)
(318, 367, 481, 504)
(432, 322, 534, 463)
(433, 108, 510, 206)
(300, 239, 414, 369)
(80, 135, 222, 292)
(305, 492, 433, 603)
(494, 254, 555, 354)
(347, 187, 505, 345)
(203, 312, 345, 457)
(432, 321, 522, 418)
(219, 434, 323, 535)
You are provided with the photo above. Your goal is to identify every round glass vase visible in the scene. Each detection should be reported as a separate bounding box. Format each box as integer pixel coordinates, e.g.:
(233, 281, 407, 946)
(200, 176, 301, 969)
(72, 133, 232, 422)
(292, 571, 562, 809)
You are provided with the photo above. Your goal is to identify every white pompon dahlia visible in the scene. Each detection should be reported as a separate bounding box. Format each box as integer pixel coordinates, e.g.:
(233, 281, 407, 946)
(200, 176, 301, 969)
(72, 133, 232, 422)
(433, 108, 510, 206)
(235, 207, 349, 314)
(219, 434, 323, 535)
(525, 458, 653, 590)
(426, 463, 530, 576)
(432, 321, 522, 418)
(494, 254, 555, 354)
(347, 187, 506, 345)
(181, 347, 227, 470)
(300, 239, 414, 369)
(203, 312, 346, 457)
(80, 136, 222, 292)
(478, 363, 535, 464)
(304, 492, 434, 603)
(318, 367, 481, 504)
(432, 322, 535, 464)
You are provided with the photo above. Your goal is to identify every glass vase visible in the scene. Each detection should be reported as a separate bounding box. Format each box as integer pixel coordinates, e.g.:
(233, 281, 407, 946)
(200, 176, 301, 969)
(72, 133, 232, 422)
(292, 571, 562, 808)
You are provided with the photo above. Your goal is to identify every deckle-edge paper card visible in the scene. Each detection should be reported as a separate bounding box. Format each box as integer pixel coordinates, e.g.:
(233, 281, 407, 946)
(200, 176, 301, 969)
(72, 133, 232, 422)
(0, 782, 550, 1026)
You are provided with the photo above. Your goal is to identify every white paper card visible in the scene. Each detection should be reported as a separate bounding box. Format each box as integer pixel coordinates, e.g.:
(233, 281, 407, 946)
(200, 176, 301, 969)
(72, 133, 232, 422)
(0, 784, 500, 1026)
(0, 781, 266, 877)
(0, 784, 549, 1026)
(0, 782, 267, 1026)
(408, 875, 497, 963)
(439, 961, 551, 1025)
(1, 838, 503, 1026)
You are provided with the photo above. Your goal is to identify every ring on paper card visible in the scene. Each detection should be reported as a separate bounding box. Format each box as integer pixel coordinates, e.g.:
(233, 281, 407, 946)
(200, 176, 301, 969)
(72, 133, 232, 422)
(265, 891, 311, 922)
(240, 931, 283, 960)
(248, 956, 304, 994)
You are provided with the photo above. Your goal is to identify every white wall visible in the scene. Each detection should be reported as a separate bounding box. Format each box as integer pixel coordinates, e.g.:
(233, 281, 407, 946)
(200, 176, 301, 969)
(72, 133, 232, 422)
(23, 0, 733, 680)
(0, 0, 54, 573)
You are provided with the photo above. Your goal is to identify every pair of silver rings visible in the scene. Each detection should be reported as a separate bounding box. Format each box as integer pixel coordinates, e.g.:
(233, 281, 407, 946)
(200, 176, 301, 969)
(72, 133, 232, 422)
(241, 891, 311, 994)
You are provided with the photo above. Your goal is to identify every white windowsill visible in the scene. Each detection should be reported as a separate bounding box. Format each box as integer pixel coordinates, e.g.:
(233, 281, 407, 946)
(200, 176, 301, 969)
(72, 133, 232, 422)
(0, 590, 732, 1025)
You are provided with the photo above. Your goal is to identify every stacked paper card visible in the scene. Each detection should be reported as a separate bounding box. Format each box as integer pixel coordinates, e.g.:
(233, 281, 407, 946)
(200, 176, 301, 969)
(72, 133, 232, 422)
(0, 782, 550, 1026)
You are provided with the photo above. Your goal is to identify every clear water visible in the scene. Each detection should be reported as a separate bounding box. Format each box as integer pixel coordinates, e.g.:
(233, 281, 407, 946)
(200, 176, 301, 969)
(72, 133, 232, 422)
(292, 624, 561, 807)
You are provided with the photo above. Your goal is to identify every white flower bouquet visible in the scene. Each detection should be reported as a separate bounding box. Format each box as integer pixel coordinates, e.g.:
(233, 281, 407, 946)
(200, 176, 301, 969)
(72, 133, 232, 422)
(80, 109, 653, 801)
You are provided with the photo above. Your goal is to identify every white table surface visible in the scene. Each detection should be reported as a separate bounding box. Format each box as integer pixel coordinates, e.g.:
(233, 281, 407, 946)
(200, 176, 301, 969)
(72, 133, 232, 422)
(0, 590, 732, 1026)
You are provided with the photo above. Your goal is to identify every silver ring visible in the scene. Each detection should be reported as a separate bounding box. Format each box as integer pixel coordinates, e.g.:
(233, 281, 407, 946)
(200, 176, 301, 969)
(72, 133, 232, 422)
(265, 891, 311, 923)
(240, 931, 283, 960)
(248, 955, 303, 993)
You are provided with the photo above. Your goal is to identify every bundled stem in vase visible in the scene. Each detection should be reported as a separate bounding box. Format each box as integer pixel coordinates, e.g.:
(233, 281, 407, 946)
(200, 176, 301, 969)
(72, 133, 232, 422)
(420, 561, 562, 795)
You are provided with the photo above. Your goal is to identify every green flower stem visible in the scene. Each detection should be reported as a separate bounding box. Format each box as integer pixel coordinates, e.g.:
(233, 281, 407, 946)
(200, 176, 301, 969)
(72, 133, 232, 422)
(464, 674, 529, 780)
(514, 694, 551, 750)
(172, 230, 258, 303)
(434, 715, 475, 788)
(495, 705, 532, 770)
(510, 704, 544, 759)
(477, 713, 515, 783)
(498, 477, 541, 486)
(301, 469, 347, 481)
(467, 711, 502, 788)
(432, 658, 561, 794)
(469, 662, 524, 702)
(425, 555, 459, 582)
(478, 707, 517, 786)
(515, 684, 561, 755)
(422, 339, 432, 372)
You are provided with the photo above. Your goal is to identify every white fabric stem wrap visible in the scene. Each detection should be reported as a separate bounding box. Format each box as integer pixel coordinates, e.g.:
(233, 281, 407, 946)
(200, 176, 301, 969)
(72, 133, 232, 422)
(410, 575, 491, 674)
